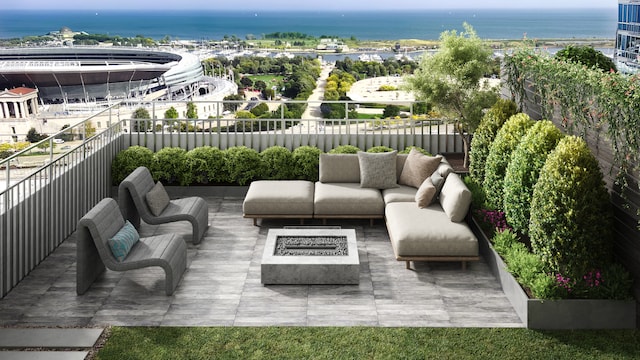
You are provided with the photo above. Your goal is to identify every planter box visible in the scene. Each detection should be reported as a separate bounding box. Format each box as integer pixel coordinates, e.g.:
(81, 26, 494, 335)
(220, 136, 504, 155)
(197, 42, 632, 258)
(470, 217, 637, 329)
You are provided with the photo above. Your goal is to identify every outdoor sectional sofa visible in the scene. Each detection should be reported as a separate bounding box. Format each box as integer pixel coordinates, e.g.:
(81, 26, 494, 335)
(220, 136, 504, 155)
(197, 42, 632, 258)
(243, 150, 480, 269)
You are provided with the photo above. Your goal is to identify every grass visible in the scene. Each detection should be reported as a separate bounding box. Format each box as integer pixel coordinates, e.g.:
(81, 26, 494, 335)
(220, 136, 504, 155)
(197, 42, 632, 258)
(95, 327, 640, 359)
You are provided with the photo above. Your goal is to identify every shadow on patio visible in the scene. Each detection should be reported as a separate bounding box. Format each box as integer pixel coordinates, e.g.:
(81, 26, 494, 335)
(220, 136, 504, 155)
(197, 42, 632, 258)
(0, 189, 523, 328)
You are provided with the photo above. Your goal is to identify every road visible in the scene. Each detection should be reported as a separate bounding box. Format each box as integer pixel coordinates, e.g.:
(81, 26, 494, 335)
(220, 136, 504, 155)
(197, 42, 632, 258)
(301, 62, 335, 120)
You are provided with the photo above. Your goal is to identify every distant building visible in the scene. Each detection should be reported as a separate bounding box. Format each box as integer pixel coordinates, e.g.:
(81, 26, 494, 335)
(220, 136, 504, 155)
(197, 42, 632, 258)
(0, 87, 38, 119)
(615, 0, 640, 73)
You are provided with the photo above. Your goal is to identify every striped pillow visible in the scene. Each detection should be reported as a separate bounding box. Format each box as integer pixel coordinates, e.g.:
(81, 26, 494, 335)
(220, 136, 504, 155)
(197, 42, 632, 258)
(108, 220, 140, 262)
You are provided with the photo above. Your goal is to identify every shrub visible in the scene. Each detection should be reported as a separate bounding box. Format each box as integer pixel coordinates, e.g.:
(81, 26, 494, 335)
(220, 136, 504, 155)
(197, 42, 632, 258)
(469, 99, 518, 184)
(260, 146, 294, 180)
(235, 110, 256, 119)
(366, 146, 394, 153)
(483, 113, 534, 209)
(382, 105, 401, 118)
(292, 146, 322, 181)
(151, 147, 189, 185)
(329, 145, 361, 154)
(399, 146, 431, 155)
(464, 176, 486, 210)
(529, 136, 613, 278)
(503, 120, 564, 234)
(223, 146, 261, 185)
(111, 146, 154, 185)
(250, 102, 270, 117)
(185, 146, 225, 184)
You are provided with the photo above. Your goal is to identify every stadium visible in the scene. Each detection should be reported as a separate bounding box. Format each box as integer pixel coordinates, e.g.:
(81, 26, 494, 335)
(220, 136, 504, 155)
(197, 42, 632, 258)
(0, 47, 206, 103)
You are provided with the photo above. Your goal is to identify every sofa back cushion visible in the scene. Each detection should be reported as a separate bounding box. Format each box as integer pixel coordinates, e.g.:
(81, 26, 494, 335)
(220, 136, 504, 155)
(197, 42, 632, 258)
(399, 148, 442, 188)
(319, 154, 361, 183)
(439, 173, 472, 222)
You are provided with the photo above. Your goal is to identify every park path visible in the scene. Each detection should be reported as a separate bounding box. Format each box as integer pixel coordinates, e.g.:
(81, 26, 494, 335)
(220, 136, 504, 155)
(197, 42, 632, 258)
(301, 62, 335, 119)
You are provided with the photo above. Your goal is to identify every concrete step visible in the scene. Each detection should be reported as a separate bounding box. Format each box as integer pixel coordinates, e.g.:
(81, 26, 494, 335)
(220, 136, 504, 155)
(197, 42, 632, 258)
(0, 328, 103, 359)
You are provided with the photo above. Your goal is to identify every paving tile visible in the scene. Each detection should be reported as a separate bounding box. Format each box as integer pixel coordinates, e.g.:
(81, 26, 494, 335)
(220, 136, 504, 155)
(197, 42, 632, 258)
(0, 195, 523, 328)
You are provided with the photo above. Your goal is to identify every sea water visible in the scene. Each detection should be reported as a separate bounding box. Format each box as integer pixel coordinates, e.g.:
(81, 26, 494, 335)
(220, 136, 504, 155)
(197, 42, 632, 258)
(0, 9, 617, 41)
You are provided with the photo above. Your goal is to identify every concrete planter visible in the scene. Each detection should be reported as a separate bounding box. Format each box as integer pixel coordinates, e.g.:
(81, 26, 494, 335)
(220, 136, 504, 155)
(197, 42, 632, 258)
(470, 217, 636, 329)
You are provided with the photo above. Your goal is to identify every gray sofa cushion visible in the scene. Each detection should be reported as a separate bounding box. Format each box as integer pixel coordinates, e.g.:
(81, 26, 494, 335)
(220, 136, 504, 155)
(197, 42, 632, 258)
(357, 151, 399, 189)
(314, 182, 385, 215)
(243, 180, 315, 215)
(385, 202, 478, 257)
(439, 173, 472, 222)
(319, 154, 361, 183)
(382, 185, 417, 204)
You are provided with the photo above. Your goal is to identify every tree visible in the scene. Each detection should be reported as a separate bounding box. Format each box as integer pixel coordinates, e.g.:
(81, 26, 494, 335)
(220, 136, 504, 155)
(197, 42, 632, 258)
(132, 107, 151, 132)
(405, 23, 498, 167)
(164, 106, 179, 119)
(240, 76, 254, 88)
(555, 45, 617, 73)
(26, 127, 47, 143)
(186, 102, 198, 119)
(383, 105, 401, 118)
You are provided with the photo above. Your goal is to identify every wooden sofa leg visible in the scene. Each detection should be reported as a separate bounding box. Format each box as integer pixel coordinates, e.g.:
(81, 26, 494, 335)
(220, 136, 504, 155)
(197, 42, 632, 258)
(461, 261, 467, 270)
(300, 218, 304, 225)
(406, 261, 412, 270)
(253, 218, 258, 226)
(370, 218, 374, 226)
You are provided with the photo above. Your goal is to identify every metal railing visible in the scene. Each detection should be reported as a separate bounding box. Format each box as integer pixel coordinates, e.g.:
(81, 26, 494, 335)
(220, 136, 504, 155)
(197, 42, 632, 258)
(0, 99, 462, 298)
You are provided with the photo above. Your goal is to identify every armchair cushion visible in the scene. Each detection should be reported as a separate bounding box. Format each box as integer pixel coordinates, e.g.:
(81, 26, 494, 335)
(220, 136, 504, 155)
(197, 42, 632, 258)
(146, 181, 170, 216)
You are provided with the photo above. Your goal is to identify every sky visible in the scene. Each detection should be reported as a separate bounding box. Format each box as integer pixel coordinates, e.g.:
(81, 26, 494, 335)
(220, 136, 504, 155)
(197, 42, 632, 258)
(5, 0, 616, 11)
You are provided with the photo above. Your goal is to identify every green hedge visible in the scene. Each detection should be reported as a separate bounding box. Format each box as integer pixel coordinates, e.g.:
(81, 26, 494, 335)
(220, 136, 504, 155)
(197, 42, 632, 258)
(111, 145, 442, 186)
(469, 99, 518, 185)
(530, 136, 614, 278)
(483, 113, 535, 209)
(503, 120, 564, 234)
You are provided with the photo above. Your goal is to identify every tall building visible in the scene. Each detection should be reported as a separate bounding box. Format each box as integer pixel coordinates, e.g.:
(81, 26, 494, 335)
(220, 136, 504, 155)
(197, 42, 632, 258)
(615, 0, 640, 73)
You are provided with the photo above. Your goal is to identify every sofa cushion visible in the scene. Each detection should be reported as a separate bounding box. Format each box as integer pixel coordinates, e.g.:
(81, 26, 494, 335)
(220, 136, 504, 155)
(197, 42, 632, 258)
(314, 182, 385, 215)
(146, 181, 170, 216)
(357, 151, 399, 189)
(382, 185, 417, 204)
(243, 180, 315, 215)
(399, 148, 441, 188)
(385, 202, 478, 257)
(108, 220, 140, 262)
(415, 177, 437, 208)
(319, 154, 361, 183)
(431, 171, 445, 198)
(439, 173, 472, 222)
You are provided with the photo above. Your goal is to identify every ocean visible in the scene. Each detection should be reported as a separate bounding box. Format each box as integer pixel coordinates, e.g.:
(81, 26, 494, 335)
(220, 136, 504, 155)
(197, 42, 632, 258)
(0, 9, 617, 41)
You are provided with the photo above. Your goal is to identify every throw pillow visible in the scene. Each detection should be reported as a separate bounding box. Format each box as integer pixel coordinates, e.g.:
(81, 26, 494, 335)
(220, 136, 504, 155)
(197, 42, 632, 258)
(431, 171, 445, 198)
(415, 177, 437, 208)
(398, 148, 441, 188)
(439, 173, 472, 222)
(108, 220, 140, 262)
(357, 151, 399, 189)
(146, 181, 170, 216)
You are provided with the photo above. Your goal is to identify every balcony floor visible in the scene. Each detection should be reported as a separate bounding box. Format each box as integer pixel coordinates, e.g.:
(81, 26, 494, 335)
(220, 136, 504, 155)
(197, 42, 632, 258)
(0, 189, 523, 328)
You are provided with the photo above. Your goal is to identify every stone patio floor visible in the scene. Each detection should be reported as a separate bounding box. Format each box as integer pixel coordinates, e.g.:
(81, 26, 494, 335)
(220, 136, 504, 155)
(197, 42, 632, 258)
(0, 189, 524, 328)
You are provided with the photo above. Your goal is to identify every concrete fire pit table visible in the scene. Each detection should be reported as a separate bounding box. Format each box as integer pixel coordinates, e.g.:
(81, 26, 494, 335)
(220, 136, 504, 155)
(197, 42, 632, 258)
(261, 228, 359, 285)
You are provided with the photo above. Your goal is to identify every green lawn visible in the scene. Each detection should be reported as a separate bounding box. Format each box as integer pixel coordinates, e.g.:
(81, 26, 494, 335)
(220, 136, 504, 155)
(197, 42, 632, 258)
(248, 75, 284, 86)
(95, 327, 640, 359)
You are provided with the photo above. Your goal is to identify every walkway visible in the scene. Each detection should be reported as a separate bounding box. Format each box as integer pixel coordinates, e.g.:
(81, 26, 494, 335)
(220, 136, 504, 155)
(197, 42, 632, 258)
(301, 62, 335, 120)
(0, 188, 522, 328)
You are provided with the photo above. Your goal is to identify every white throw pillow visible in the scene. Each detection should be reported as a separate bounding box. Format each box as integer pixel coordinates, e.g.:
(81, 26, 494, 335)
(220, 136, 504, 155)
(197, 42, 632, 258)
(439, 173, 472, 222)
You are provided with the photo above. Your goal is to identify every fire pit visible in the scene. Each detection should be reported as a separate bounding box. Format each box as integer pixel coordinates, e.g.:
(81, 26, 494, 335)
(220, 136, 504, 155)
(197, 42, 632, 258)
(261, 228, 359, 285)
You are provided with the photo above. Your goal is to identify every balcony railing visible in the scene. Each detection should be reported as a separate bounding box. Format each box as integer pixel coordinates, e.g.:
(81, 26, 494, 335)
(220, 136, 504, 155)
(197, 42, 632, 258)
(0, 100, 463, 298)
